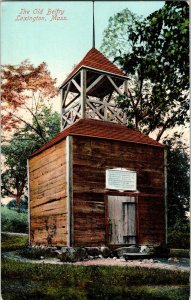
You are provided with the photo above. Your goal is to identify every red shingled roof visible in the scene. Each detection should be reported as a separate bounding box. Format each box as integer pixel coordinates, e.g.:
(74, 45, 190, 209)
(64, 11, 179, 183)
(29, 119, 163, 158)
(61, 48, 127, 87)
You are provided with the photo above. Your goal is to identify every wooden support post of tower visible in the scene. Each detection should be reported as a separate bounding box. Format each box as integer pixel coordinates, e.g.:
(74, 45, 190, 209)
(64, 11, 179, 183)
(61, 88, 65, 130)
(81, 69, 87, 118)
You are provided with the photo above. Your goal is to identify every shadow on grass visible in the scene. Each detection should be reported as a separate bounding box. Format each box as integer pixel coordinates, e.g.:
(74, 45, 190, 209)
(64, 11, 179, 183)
(1, 259, 190, 300)
(2, 278, 189, 300)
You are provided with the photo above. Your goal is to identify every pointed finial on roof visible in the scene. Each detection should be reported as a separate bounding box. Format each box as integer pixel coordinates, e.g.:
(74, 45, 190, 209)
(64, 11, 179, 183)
(92, 0, 95, 48)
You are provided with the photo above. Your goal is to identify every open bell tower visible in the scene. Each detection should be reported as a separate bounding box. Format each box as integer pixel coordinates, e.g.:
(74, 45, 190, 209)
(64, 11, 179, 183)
(59, 48, 129, 129)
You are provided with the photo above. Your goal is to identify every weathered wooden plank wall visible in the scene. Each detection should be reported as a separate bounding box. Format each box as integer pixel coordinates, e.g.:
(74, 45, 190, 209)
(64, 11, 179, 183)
(138, 195, 165, 245)
(29, 134, 164, 247)
(29, 141, 67, 246)
(72, 136, 164, 246)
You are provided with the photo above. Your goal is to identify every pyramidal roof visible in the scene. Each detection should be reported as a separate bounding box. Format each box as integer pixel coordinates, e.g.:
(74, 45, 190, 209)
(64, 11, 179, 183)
(61, 48, 127, 87)
(30, 119, 163, 158)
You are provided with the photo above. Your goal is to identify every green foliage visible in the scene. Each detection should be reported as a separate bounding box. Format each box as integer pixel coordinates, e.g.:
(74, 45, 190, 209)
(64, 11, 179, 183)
(22, 105, 61, 144)
(101, 2, 189, 141)
(1, 259, 189, 300)
(1, 106, 60, 204)
(2, 280, 189, 300)
(168, 222, 190, 249)
(7, 197, 28, 212)
(100, 8, 141, 61)
(1, 136, 34, 202)
(170, 249, 189, 259)
(1, 206, 28, 233)
(163, 133, 190, 249)
(1, 233, 28, 251)
(133, 1, 189, 87)
(164, 135, 189, 225)
(101, 3, 189, 248)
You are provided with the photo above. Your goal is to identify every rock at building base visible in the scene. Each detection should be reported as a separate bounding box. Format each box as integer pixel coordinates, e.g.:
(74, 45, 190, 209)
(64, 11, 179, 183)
(114, 246, 140, 258)
(60, 247, 87, 262)
(54, 250, 62, 257)
(85, 247, 100, 256)
(100, 246, 111, 258)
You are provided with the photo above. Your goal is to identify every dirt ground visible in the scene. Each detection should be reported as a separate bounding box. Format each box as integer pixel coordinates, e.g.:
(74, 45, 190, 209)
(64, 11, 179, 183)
(39, 257, 190, 272)
(3, 251, 189, 272)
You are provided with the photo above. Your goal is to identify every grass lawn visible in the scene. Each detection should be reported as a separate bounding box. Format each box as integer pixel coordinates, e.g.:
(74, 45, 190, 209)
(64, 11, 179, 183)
(1, 233, 28, 252)
(1, 206, 28, 233)
(2, 258, 189, 300)
(1, 233, 190, 300)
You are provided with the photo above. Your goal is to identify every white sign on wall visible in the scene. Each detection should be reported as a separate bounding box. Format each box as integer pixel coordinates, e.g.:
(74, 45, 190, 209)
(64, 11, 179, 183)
(106, 168, 137, 191)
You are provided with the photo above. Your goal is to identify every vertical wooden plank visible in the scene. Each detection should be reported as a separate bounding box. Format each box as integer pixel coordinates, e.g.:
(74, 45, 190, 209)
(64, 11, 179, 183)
(81, 69, 86, 118)
(105, 196, 109, 245)
(123, 203, 135, 244)
(108, 196, 113, 243)
(127, 204, 136, 238)
(116, 196, 123, 244)
(112, 196, 117, 243)
(122, 202, 128, 242)
(108, 196, 116, 244)
(111, 196, 117, 244)
(108, 196, 124, 244)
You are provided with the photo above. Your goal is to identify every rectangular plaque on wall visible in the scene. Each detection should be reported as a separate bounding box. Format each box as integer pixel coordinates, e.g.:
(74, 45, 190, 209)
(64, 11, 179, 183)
(106, 168, 137, 191)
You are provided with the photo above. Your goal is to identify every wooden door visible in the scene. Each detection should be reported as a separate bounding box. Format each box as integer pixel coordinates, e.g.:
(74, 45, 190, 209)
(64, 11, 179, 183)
(107, 196, 136, 245)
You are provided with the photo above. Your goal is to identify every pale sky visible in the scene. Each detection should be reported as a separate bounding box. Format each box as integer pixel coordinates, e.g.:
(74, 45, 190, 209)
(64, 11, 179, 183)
(2, 1, 164, 87)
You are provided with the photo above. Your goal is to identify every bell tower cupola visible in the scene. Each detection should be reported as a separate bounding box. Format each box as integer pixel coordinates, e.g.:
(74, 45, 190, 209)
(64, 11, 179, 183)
(59, 48, 129, 129)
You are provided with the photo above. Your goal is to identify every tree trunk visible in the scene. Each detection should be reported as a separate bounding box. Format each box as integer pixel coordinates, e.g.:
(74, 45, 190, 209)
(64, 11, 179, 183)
(15, 194, 20, 212)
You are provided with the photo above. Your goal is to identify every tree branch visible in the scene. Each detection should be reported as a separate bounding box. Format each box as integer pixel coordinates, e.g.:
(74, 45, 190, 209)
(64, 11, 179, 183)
(2, 186, 15, 197)
(127, 88, 136, 109)
(156, 113, 177, 141)
(22, 103, 47, 142)
(7, 111, 47, 143)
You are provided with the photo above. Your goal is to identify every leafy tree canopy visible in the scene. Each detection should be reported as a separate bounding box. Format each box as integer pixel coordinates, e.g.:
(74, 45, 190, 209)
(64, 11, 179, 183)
(163, 133, 190, 248)
(1, 60, 58, 135)
(2, 60, 60, 207)
(100, 8, 141, 61)
(163, 133, 189, 227)
(1, 106, 60, 207)
(101, 1, 189, 141)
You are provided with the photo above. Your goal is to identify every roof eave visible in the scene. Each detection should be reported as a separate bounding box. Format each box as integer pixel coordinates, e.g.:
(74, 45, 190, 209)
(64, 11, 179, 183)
(59, 65, 129, 90)
(29, 121, 163, 159)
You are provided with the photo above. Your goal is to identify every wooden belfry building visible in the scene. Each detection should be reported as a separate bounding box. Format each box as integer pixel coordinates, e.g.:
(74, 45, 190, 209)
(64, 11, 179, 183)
(28, 48, 165, 247)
